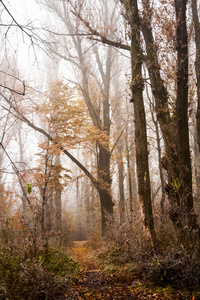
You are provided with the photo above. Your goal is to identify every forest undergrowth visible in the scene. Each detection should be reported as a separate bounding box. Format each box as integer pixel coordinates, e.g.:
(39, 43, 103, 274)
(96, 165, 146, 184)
(68, 228, 200, 300)
(0, 218, 200, 300)
(0, 244, 80, 300)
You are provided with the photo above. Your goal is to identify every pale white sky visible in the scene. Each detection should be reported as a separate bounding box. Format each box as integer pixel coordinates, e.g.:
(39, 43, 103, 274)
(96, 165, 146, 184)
(1, 0, 51, 86)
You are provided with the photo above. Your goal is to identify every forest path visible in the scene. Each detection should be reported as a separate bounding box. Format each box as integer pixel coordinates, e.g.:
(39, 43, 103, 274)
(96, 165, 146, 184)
(66, 241, 177, 300)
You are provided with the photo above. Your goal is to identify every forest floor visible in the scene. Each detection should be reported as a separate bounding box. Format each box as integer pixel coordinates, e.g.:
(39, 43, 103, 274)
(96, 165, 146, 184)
(64, 241, 195, 300)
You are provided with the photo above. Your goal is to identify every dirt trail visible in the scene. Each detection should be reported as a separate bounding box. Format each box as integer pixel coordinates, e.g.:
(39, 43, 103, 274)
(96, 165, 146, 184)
(65, 241, 177, 300)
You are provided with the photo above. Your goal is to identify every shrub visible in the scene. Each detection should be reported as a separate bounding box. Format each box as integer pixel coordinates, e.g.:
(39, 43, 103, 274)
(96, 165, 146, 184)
(140, 248, 200, 289)
(97, 214, 200, 290)
(18, 261, 68, 300)
(38, 247, 79, 277)
(0, 247, 79, 299)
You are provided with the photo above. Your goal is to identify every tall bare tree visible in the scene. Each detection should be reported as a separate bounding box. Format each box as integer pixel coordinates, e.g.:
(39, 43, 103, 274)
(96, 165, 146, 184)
(39, 0, 124, 235)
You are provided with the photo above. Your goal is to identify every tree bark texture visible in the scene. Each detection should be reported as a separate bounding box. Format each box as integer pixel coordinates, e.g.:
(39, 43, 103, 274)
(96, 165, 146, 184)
(97, 144, 114, 236)
(126, 0, 156, 244)
(175, 0, 198, 230)
(117, 150, 125, 224)
(141, 0, 179, 190)
(192, 0, 200, 149)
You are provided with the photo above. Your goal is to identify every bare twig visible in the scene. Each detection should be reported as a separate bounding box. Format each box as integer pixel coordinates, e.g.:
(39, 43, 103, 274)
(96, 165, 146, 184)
(0, 142, 31, 205)
(68, 1, 131, 51)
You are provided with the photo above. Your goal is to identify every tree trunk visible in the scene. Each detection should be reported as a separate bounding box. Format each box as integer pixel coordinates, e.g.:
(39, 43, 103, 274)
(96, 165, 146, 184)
(192, 0, 200, 149)
(128, 0, 156, 245)
(141, 0, 185, 225)
(175, 0, 199, 231)
(149, 99, 166, 219)
(125, 113, 138, 222)
(126, 133, 134, 222)
(98, 144, 114, 236)
(141, 0, 179, 188)
(39, 0, 117, 237)
(117, 150, 125, 224)
(18, 122, 27, 216)
(54, 155, 62, 234)
(99, 189, 114, 237)
(155, 120, 166, 220)
(192, 0, 200, 207)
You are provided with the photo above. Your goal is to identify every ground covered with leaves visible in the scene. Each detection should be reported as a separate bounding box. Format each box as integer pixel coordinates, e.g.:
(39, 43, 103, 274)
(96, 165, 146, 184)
(0, 240, 199, 299)
(66, 241, 198, 300)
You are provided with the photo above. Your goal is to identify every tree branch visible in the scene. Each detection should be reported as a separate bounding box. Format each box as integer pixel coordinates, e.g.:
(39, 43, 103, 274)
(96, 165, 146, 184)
(0, 92, 99, 190)
(70, 5, 130, 51)
(110, 125, 126, 154)
(0, 142, 31, 205)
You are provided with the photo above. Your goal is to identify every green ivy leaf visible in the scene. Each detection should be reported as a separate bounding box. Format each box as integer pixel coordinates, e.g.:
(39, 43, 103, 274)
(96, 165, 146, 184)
(25, 183, 32, 194)
(144, 171, 147, 182)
